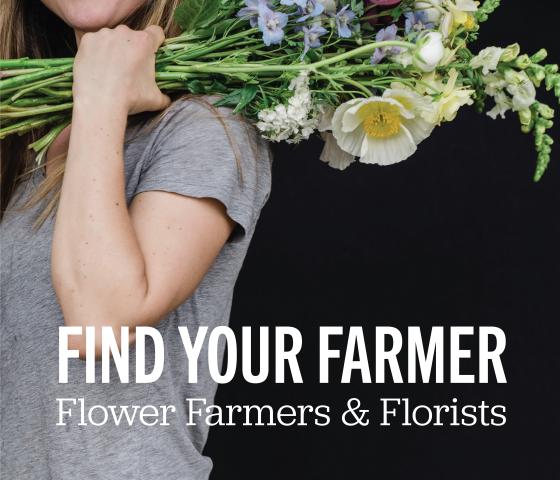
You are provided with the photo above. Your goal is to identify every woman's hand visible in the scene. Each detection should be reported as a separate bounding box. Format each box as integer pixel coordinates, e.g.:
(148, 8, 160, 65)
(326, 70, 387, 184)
(73, 25, 170, 115)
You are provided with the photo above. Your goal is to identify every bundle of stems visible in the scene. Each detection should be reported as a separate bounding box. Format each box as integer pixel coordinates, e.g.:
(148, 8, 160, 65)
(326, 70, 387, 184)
(0, 20, 414, 163)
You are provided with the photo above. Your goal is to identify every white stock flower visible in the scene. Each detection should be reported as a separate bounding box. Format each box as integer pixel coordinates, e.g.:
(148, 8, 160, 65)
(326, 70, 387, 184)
(487, 91, 512, 120)
(482, 69, 535, 119)
(331, 88, 434, 166)
(504, 69, 537, 111)
(483, 72, 507, 96)
(414, 32, 445, 72)
(470, 47, 505, 75)
(256, 72, 321, 143)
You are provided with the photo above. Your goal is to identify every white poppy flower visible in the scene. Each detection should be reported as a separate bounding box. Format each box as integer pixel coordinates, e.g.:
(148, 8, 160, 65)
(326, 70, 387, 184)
(384, 83, 438, 130)
(331, 91, 434, 166)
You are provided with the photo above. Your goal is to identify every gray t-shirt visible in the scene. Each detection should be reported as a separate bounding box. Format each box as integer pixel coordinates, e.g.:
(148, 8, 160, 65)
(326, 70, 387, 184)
(0, 98, 272, 479)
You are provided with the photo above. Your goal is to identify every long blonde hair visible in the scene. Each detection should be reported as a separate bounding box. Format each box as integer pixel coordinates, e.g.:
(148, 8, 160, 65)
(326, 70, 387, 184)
(0, 0, 182, 222)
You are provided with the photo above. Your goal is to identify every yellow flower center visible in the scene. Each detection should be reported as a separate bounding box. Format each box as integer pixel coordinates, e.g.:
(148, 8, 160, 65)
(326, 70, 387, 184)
(358, 102, 401, 139)
(464, 14, 476, 30)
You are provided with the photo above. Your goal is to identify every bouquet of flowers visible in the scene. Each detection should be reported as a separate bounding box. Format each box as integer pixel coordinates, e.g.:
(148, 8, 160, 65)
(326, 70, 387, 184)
(0, 0, 558, 180)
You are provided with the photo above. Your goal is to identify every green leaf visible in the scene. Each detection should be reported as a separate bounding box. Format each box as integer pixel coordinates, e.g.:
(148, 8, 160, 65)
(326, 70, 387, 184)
(174, 0, 222, 34)
(187, 80, 207, 94)
(390, 5, 404, 21)
(194, 18, 241, 38)
(214, 85, 258, 113)
(209, 80, 228, 93)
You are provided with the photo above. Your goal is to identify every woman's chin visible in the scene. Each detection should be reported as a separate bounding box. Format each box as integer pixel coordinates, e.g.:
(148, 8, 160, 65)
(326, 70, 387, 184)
(43, 0, 145, 32)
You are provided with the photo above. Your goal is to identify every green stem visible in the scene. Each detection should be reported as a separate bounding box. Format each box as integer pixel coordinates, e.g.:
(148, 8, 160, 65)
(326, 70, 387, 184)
(163, 41, 416, 74)
(29, 118, 71, 153)
(0, 68, 44, 78)
(0, 102, 73, 119)
(0, 114, 68, 138)
(341, 77, 372, 96)
(37, 88, 73, 98)
(0, 58, 73, 69)
(8, 73, 73, 101)
(0, 64, 72, 91)
(157, 28, 260, 65)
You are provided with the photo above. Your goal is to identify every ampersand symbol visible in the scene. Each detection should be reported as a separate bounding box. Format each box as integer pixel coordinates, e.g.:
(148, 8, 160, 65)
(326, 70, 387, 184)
(342, 398, 369, 426)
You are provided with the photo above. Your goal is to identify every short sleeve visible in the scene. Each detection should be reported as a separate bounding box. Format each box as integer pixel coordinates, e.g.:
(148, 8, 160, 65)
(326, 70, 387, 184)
(134, 97, 272, 242)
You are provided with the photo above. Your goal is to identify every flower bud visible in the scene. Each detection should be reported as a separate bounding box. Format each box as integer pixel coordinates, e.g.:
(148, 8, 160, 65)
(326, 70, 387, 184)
(514, 54, 531, 70)
(518, 108, 532, 127)
(531, 49, 548, 64)
(535, 123, 547, 135)
(414, 32, 445, 72)
(500, 43, 520, 63)
(527, 67, 546, 87)
(537, 103, 554, 120)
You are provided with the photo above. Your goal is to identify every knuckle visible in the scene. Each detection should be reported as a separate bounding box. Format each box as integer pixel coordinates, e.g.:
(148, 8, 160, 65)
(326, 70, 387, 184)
(136, 32, 155, 50)
(136, 30, 151, 42)
(150, 25, 164, 36)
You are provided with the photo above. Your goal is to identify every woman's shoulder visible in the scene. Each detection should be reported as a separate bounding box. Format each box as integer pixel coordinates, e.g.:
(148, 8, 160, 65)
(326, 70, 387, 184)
(130, 95, 273, 236)
(154, 95, 272, 167)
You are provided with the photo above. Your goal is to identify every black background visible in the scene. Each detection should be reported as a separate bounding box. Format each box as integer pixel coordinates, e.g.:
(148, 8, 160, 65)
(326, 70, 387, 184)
(206, 3, 560, 479)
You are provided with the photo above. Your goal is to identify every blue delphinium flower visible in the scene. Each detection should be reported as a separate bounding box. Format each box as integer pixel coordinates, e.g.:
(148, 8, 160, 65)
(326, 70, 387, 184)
(404, 11, 434, 35)
(237, 0, 269, 27)
(334, 5, 356, 38)
(301, 24, 328, 58)
(258, 5, 289, 46)
(371, 24, 402, 64)
(296, 0, 325, 22)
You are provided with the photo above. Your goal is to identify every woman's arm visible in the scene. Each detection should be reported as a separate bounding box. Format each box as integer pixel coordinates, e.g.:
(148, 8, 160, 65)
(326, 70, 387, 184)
(51, 25, 234, 355)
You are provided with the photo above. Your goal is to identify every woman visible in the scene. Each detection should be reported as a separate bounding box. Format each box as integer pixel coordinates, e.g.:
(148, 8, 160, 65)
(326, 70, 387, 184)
(0, 1, 272, 478)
